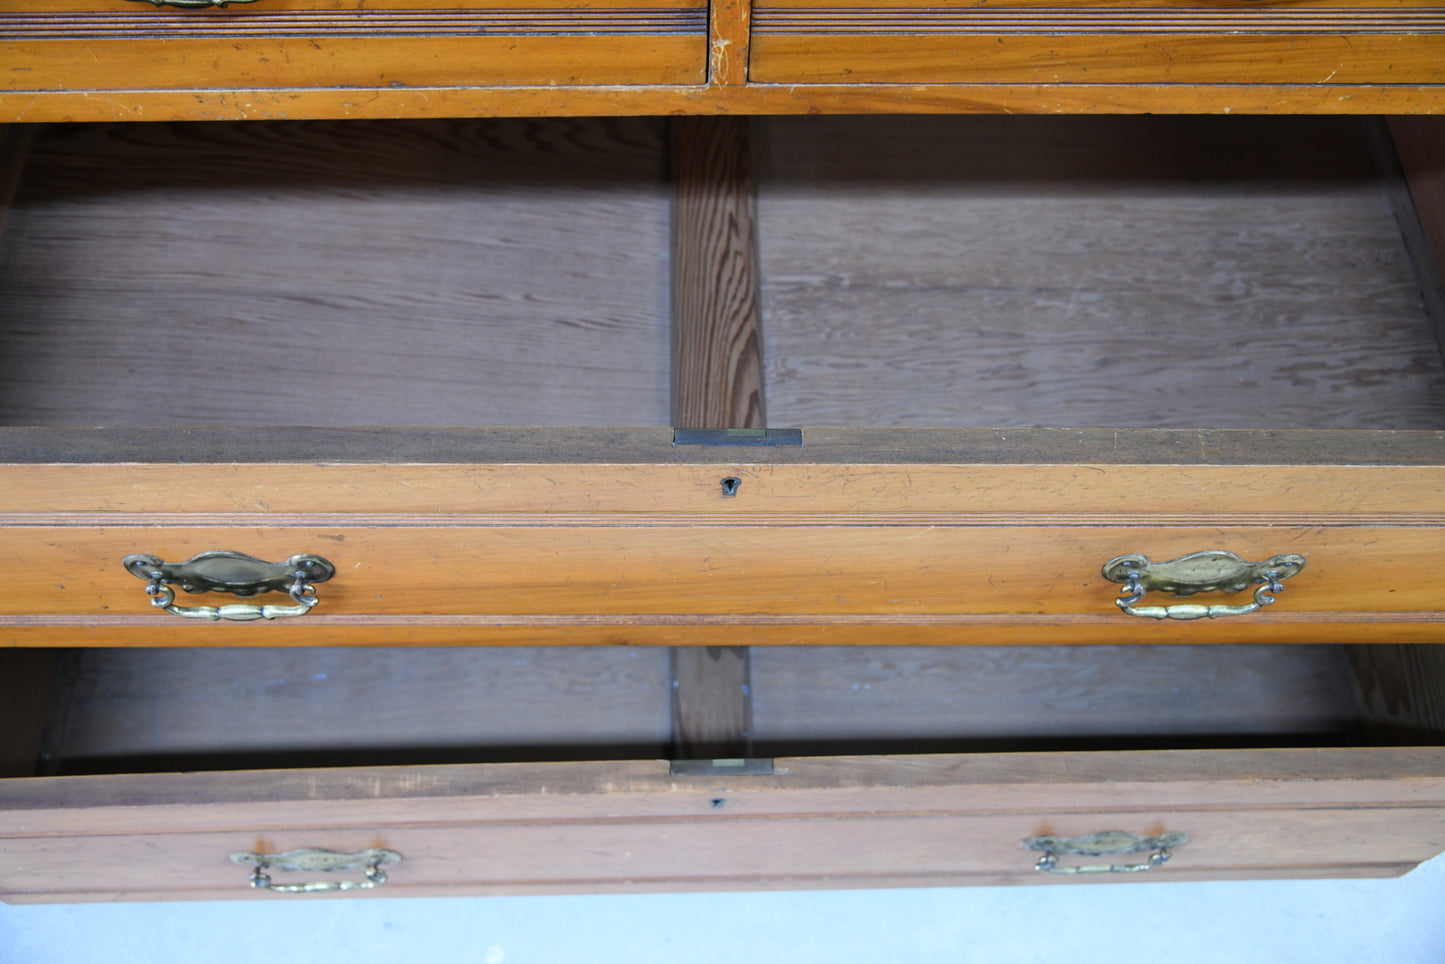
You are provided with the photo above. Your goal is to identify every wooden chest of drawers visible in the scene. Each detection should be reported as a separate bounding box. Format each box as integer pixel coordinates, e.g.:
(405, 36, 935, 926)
(1, 4, 1444, 903)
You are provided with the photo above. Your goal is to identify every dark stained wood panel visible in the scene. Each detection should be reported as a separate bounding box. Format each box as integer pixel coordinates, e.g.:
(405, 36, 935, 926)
(671, 116, 765, 430)
(40, 647, 672, 773)
(750, 645, 1361, 754)
(756, 115, 1445, 430)
(0, 119, 672, 427)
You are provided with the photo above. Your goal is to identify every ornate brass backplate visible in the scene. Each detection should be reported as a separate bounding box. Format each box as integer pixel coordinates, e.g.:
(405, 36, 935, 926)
(1102, 550, 1305, 597)
(1102, 550, 1306, 620)
(123, 551, 334, 597)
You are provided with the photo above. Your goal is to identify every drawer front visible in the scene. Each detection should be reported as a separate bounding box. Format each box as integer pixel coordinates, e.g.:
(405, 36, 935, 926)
(750, 0, 1445, 85)
(3, 749, 1444, 902)
(3, 523, 1442, 646)
(0, 0, 707, 91)
(3, 429, 1442, 646)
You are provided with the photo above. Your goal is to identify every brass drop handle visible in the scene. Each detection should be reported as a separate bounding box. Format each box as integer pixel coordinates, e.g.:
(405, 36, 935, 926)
(230, 849, 401, 893)
(1023, 831, 1187, 875)
(122, 551, 335, 621)
(1102, 550, 1305, 620)
(125, 0, 262, 7)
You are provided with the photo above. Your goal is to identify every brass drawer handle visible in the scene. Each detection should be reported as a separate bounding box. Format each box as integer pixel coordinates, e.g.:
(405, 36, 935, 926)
(122, 550, 335, 621)
(230, 849, 401, 893)
(1023, 831, 1187, 875)
(1102, 550, 1305, 620)
(125, 0, 262, 8)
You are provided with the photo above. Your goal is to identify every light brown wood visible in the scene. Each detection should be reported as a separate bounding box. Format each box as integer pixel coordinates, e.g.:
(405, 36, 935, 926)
(6, 429, 1444, 516)
(756, 115, 1445, 430)
(750, 30, 1445, 86)
(1, 427, 1441, 644)
(0, 120, 672, 427)
(671, 116, 765, 430)
(3, 748, 1444, 901)
(3, 523, 1441, 649)
(5, 84, 1445, 126)
(2, 30, 704, 92)
(709, 0, 752, 85)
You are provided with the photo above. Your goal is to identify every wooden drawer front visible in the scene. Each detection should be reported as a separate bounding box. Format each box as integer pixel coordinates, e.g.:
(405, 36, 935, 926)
(3, 523, 1443, 646)
(750, 0, 1445, 85)
(0, 0, 706, 92)
(3, 428, 1442, 646)
(3, 750, 1444, 902)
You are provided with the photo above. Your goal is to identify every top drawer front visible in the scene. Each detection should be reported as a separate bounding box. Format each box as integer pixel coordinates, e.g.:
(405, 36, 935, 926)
(750, 0, 1445, 85)
(0, 0, 707, 91)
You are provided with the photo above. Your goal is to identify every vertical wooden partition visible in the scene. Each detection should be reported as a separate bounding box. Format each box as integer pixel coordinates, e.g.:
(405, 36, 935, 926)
(670, 116, 764, 758)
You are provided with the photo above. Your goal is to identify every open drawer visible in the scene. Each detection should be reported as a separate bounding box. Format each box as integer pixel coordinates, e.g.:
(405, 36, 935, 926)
(1, 114, 1443, 646)
(2, 426, 1444, 646)
(0, 0, 706, 95)
(2, 642, 1445, 901)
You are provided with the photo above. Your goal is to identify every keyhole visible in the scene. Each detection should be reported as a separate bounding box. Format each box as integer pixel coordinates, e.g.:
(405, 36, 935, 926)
(720, 477, 741, 497)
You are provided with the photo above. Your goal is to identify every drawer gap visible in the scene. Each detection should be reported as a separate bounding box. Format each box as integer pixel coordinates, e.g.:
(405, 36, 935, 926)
(7, 643, 1424, 778)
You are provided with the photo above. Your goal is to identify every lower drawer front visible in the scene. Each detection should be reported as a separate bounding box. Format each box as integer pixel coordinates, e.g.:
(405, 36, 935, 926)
(3, 750, 1444, 902)
(3, 524, 1440, 645)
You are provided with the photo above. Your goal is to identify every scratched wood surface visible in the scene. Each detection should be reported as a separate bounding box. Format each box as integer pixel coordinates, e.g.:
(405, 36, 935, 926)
(756, 114, 1445, 429)
(0, 119, 672, 426)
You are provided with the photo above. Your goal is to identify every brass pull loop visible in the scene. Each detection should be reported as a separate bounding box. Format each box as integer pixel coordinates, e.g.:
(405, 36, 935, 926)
(1023, 831, 1187, 875)
(230, 849, 401, 893)
(123, 551, 335, 621)
(1102, 550, 1304, 620)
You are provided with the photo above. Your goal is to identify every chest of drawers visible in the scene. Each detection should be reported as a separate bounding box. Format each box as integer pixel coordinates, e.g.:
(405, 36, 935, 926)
(1, 3, 1444, 902)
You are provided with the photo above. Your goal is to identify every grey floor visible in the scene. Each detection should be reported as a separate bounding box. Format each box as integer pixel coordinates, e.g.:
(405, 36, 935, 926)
(3, 851, 1444, 963)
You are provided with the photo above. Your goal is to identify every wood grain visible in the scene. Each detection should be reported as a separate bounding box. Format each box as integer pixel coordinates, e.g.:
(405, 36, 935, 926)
(2, 35, 704, 92)
(749, 645, 1360, 754)
(39, 647, 671, 773)
(671, 117, 765, 430)
(1346, 644, 1445, 745)
(1389, 115, 1445, 363)
(749, 34, 1445, 86)
(755, 115, 1445, 429)
(670, 645, 752, 758)
(669, 116, 764, 757)
(4, 83, 1445, 125)
(3, 748, 1445, 900)
(708, 0, 752, 85)
(0, 119, 672, 427)
(4, 523, 1442, 621)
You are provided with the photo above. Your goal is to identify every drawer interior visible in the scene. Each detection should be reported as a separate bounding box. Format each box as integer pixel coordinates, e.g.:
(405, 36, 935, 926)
(1, 114, 1441, 432)
(4, 643, 1441, 778)
(0, 119, 675, 427)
